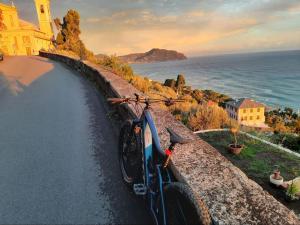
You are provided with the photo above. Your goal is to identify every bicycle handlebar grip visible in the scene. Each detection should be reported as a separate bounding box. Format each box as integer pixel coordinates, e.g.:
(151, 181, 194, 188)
(107, 98, 126, 104)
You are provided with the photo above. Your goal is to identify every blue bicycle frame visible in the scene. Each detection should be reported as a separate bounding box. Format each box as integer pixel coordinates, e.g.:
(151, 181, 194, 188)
(136, 108, 172, 225)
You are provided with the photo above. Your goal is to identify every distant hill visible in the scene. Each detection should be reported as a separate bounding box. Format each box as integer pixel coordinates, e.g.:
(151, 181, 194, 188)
(119, 48, 187, 63)
(95, 53, 107, 60)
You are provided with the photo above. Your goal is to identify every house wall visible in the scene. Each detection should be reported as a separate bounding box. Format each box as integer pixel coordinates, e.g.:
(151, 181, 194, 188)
(0, 29, 52, 55)
(226, 104, 238, 120)
(239, 107, 265, 126)
(226, 103, 266, 127)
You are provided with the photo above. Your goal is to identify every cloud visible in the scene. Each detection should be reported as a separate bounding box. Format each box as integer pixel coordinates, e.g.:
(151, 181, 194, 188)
(7, 0, 300, 55)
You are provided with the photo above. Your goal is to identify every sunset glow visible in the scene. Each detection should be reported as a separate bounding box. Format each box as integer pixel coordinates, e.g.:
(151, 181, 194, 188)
(5, 0, 300, 56)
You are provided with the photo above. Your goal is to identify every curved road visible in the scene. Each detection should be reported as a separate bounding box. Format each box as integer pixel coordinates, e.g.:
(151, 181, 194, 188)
(0, 56, 150, 224)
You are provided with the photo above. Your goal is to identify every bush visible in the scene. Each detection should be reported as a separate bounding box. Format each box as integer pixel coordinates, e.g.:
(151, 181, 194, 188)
(164, 79, 176, 89)
(191, 89, 204, 103)
(152, 82, 164, 92)
(187, 104, 230, 131)
(282, 135, 300, 153)
(129, 75, 151, 93)
(99, 55, 134, 81)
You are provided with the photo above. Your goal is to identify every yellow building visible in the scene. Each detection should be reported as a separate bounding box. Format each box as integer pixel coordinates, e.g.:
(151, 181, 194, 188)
(226, 98, 266, 127)
(0, 0, 54, 56)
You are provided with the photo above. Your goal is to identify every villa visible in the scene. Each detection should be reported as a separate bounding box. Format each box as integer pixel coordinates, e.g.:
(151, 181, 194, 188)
(226, 98, 266, 127)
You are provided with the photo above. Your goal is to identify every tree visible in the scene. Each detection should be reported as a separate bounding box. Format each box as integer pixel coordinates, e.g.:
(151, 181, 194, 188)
(53, 18, 62, 31)
(176, 74, 186, 89)
(164, 79, 176, 89)
(294, 119, 300, 134)
(55, 10, 83, 55)
(283, 107, 293, 117)
(56, 32, 64, 45)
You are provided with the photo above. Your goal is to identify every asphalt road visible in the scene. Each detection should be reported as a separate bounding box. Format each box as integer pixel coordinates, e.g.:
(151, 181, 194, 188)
(0, 56, 150, 224)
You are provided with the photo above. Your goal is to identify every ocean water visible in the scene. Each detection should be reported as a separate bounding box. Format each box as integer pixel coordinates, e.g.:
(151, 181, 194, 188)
(132, 50, 300, 110)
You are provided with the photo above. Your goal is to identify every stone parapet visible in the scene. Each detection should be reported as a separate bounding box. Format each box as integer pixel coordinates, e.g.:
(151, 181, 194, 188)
(39, 51, 300, 225)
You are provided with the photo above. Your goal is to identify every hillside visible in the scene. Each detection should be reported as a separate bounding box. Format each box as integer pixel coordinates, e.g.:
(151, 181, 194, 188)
(119, 48, 187, 63)
(95, 53, 107, 60)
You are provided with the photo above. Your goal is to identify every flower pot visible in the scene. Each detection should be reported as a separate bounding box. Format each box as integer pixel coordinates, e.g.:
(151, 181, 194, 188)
(228, 144, 243, 155)
(269, 174, 284, 186)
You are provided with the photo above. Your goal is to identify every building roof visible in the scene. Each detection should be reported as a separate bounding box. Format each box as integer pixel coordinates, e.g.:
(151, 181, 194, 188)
(226, 98, 265, 109)
(0, 2, 16, 11)
(19, 19, 38, 30)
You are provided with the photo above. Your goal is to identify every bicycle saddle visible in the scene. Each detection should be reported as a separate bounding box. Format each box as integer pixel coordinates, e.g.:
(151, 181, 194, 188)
(167, 128, 191, 145)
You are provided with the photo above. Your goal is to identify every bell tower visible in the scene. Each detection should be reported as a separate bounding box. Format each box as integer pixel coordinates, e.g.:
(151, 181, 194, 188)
(34, 0, 53, 37)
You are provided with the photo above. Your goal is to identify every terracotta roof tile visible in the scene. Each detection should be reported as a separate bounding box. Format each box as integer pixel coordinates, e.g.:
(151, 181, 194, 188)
(226, 98, 265, 109)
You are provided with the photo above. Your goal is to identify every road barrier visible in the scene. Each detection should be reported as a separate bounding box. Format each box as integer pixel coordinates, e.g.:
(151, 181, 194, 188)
(39, 51, 300, 225)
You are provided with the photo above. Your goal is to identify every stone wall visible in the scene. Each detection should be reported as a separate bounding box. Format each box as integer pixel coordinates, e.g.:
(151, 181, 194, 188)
(39, 51, 300, 225)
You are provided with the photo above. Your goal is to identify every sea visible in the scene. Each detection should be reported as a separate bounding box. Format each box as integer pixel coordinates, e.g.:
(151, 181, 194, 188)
(131, 50, 300, 111)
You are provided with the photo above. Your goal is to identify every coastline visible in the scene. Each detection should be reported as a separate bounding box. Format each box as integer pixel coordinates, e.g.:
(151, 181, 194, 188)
(131, 50, 300, 111)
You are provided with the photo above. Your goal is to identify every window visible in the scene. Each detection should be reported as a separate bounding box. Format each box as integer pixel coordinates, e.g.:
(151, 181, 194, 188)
(257, 108, 260, 112)
(243, 109, 246, 113)
(250, 116, 253, 120)
(244, 116, 247, 121)
(257, 115, 260, 120)
(40, 5, 45, 13)
(23, 36, 31, 44)
(250, 109, 253, 113)
(14, 36, 18, 50)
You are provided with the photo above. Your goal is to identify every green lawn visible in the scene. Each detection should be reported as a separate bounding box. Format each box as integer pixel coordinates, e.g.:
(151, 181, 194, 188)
(199, 131, 300, 214)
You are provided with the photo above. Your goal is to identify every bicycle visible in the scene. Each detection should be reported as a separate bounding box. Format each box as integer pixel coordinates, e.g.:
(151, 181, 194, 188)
(108, 94, 213, 225)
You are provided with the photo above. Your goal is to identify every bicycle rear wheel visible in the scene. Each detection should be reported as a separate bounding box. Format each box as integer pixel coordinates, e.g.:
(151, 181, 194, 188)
(164, 182, 212, 225)
(118, 120, 142, 185)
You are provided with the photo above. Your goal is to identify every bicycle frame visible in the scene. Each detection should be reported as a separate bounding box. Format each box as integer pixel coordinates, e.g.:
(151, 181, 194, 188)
(136, 108, 172, 225)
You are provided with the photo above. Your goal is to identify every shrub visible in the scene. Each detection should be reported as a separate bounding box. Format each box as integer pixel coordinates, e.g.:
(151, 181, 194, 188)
(164, 79, 176, 89)
(191, 89, 204, 103)
(187, 104, 230, 131)
(129, 75, 151, 93)
(282, 135, 300, 153)
(152, 82, 164, 92)
(100, 55, 134, 81)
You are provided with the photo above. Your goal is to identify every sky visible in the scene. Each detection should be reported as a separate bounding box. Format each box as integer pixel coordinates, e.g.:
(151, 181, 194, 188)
(3, 0, 300, 56)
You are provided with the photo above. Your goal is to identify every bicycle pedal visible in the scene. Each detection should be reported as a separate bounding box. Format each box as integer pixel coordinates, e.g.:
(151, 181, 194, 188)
(133, 183, 147, 195)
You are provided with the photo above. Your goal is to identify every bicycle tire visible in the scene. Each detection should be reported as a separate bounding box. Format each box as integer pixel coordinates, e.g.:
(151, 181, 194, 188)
(164, 182, 212, 225)
(118, 120, 142, 186)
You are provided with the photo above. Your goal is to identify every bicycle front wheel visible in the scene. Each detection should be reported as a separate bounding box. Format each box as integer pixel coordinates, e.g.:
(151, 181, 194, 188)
(118, 120, 142, 186)
(164, 182, 212, 225)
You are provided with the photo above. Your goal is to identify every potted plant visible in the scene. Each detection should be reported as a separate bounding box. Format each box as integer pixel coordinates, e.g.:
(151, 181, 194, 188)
(285, 181, 300, 202)
(228, 126, 243, 155)
(269, 165, 284, 186)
